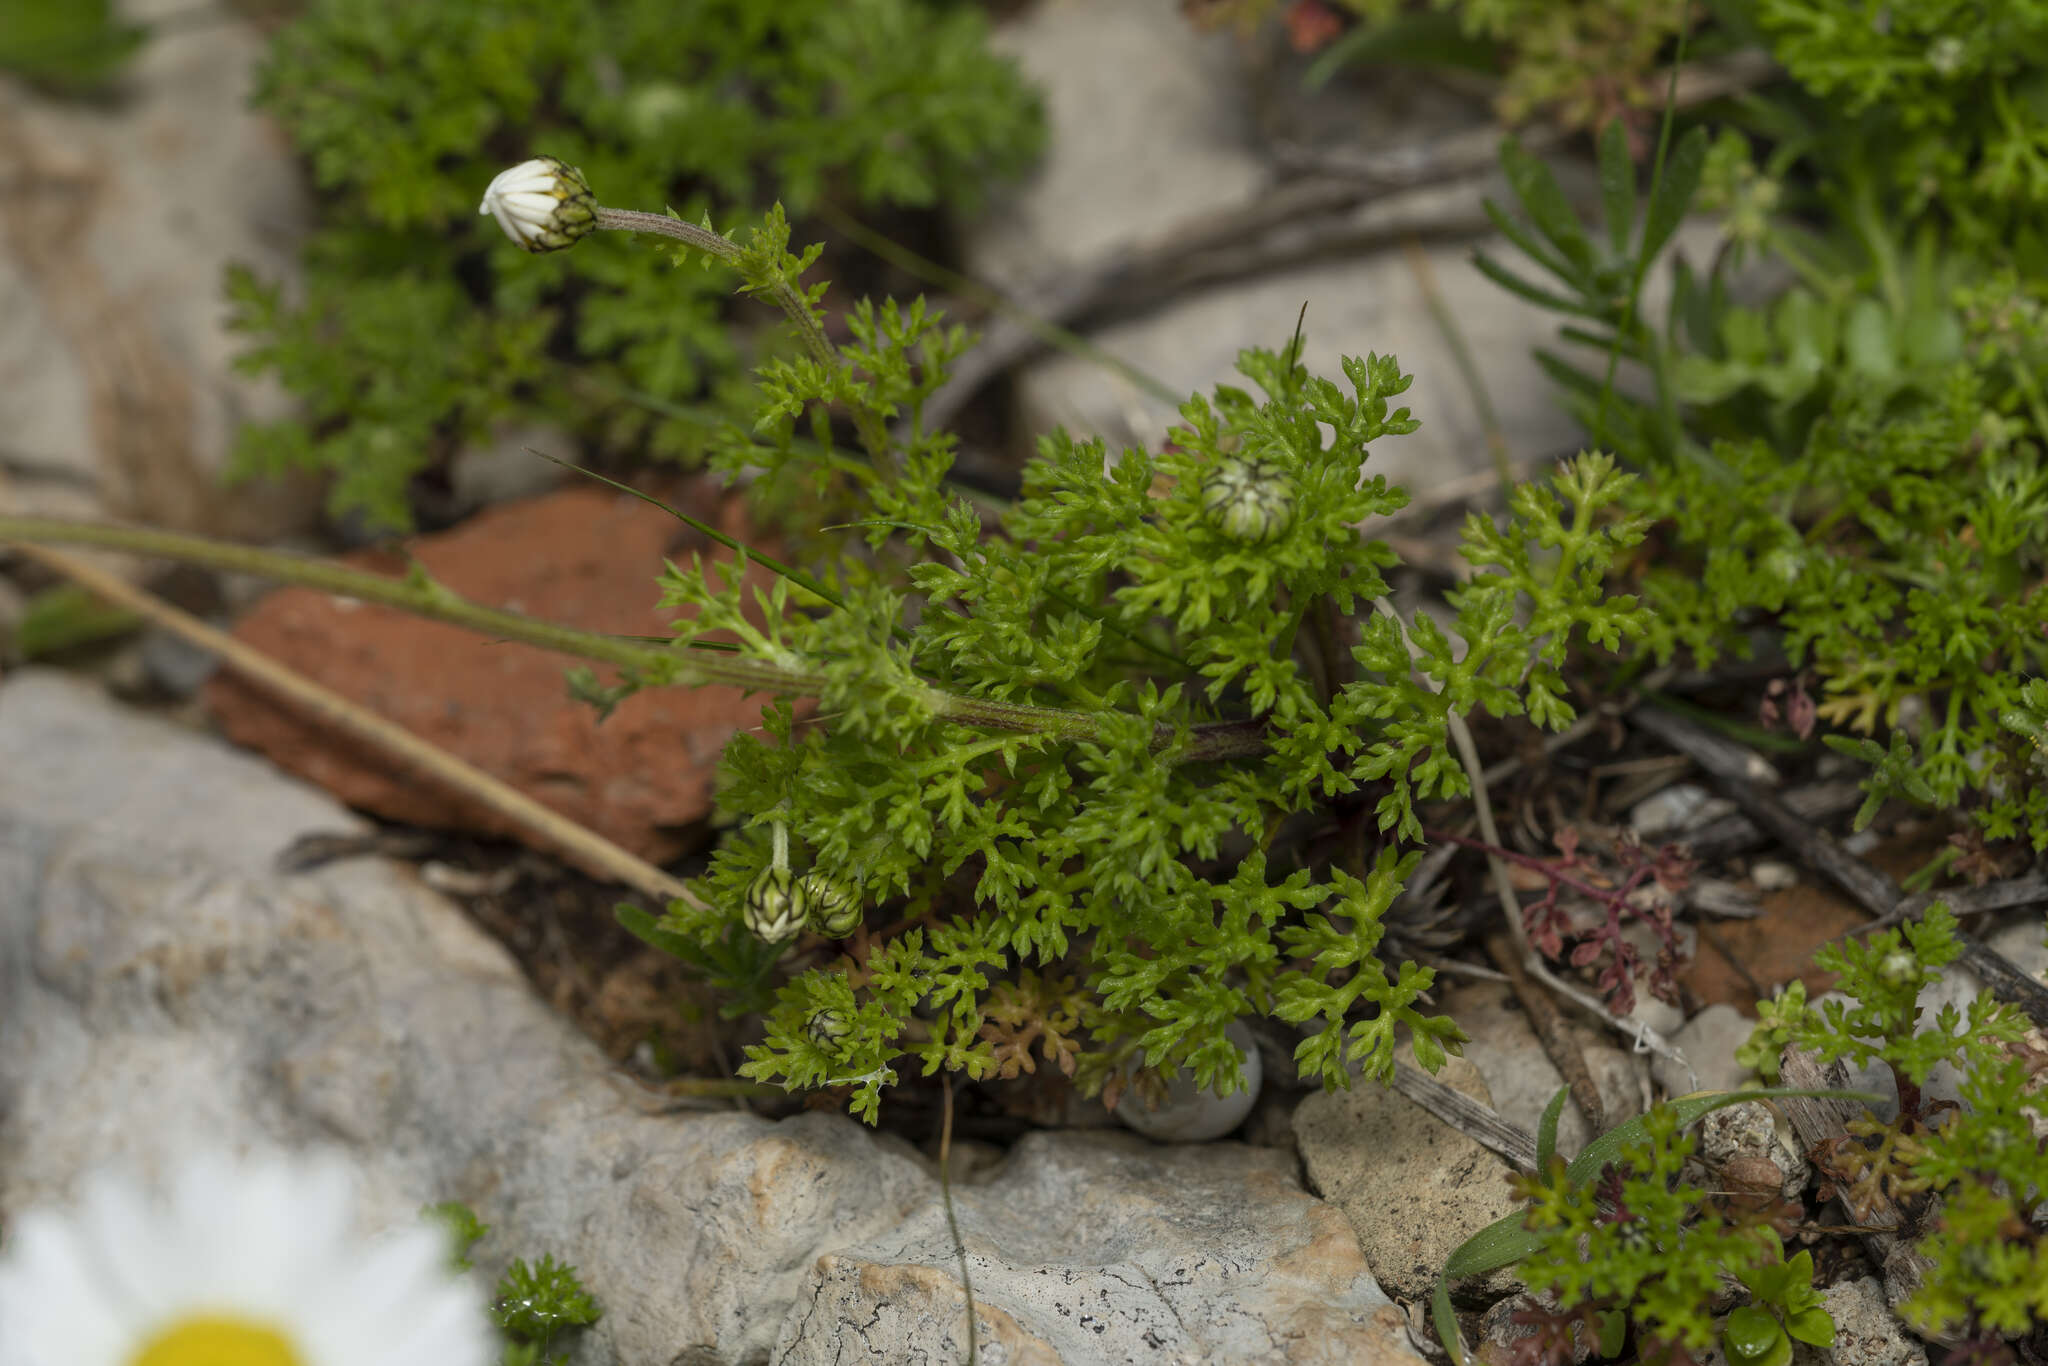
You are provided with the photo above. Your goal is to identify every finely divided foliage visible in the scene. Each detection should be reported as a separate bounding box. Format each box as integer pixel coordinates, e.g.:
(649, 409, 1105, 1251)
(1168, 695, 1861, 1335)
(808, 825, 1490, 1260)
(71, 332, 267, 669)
(568, 203, 1657, 1120)
(228, 0, 1042, 531)
(1739, 904, 2045, 1339)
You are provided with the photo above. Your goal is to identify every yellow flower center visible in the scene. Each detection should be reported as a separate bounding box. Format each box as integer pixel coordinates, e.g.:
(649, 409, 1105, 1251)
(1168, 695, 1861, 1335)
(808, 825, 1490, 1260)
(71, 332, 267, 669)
(130, 1314, 306, 1366)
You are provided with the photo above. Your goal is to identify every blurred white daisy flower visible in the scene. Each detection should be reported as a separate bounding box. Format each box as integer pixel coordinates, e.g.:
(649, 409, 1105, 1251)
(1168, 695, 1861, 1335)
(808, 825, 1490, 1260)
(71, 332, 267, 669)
(478, 156, 598, 253)
(0, 1150, 491, 1366)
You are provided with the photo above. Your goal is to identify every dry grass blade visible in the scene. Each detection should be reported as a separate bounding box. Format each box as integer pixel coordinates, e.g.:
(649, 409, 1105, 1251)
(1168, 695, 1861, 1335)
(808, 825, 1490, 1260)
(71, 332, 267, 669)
(11, 543, 702, 911)
(1391, 1058, 1540, 1173)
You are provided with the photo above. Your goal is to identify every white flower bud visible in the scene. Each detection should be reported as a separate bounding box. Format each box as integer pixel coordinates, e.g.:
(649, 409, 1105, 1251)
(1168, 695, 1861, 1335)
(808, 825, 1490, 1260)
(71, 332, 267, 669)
(478, 157, 597, 253)
(1927, 35, 1966, 78)
(1199, 456, 1294, 543)
(1877, 948, 1920, 987)
(743, 866, 805, 942)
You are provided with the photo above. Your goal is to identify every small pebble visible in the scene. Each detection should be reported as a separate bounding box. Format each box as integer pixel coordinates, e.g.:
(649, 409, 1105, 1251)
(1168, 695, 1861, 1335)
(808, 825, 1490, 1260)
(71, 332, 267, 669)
(1625, 992, 1686, 1042)
(1113, 1021, 1261, 1143)
(1749, 859, 1799, 892)
(1820, 1276, 1929, 1366)
(1630, 783, 1735, 838)
(140, 627, 221, 697)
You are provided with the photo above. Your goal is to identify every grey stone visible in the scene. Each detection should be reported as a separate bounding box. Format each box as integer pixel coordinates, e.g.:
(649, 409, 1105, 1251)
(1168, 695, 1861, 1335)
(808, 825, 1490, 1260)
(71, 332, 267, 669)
(963, 0, 1740, 509)
(1655, 1003, 1759, 1098)
(1691, 1100, 1811, 1203)
(0, 0, 317, 539)
(972, 0, 1269, 296)
(1632, 784, 1736, 839)
(0, 670, 1416, 1365)
(1916, 909, 2048, 1110)
(1750, 859, 1800, 892)
(1688, 878, 1764, 919)
(1627, 992, 1687, 1045)
(1478, 1291, 1595, 1366)
(1442, 980, 1651, 1157)
(1294, 1051, 1523, 1302)
(449, 424, 575, 512)
(1010, 246, 1591, 498)
(138, 625, 221, 696)
(1113, 1019, 1264, 1143)
(1778, 909, 2046, 1127)
(1813, 1277, 1928, 1366)
(958, 1, 1585, 496)
(778, 1132, 1424, 1366)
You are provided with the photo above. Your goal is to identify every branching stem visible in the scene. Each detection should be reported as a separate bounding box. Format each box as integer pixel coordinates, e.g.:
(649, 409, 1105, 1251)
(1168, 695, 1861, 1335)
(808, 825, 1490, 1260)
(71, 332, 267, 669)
(0, 515, 1273, 761)
(593, 206, 893, 461)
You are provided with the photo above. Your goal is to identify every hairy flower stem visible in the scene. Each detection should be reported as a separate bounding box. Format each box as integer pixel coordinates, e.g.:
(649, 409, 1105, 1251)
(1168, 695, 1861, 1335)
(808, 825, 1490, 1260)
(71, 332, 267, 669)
(0, 515, 1270, 760)
(592, 206, 894, 461)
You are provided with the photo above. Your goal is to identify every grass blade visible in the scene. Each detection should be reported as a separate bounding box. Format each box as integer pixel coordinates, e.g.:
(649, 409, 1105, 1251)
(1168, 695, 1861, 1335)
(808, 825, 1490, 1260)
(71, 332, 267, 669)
(1598, 119, 1637, 260)
(1637, 126, 1710, 267)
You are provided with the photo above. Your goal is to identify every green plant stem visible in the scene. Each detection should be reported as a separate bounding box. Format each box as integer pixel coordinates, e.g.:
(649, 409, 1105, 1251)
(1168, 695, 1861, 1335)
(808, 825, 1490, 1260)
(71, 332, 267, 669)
(0, 514, 811, 688)
(0, 515, 1273, 761)
(1595, 0, 1689, 463)
(593, 206, 894, 461)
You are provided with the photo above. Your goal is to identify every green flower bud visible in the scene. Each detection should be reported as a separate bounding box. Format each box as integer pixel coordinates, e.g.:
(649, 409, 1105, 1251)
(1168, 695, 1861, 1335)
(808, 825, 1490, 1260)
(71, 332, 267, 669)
(478, 157, 597, 253)
(743, 866, 804, 943)
(1199, 456, 1293, 543)
(799, 872, 863, 937)
(807, 1008, 853, 1051)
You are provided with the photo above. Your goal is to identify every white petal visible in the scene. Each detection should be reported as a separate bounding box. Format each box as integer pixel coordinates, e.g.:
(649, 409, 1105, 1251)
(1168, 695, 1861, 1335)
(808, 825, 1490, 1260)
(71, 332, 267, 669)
(302, 1224, 488, 1366)
(0, 1208, 137, 1366)
(75, 1172, 190, 1321)
(486, 198, 525, 244)
(0, 1151, 493, 1366)
(374, 1282, 495, 1366)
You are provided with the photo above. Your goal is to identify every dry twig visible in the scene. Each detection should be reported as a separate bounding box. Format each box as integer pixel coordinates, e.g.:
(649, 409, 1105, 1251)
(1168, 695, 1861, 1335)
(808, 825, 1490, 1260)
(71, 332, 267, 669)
(1773, 1048, 1943, 1336)
(1391, 1059, 1539, 1173)
(1637, 709, 2048, 1028)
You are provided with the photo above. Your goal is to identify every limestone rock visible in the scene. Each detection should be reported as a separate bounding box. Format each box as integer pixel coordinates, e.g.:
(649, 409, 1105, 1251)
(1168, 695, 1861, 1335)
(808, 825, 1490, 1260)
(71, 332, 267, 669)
(1656, 1002, 1760, 1099)
(1294, 1052, 1523, 1302)
(1443, 980, 1650, 1157)
(1478, 1292, 1595, 1366)
(972, 0, 1269, 296)
(1011, 248, 1588, 499)
(0, 0, 317, 539)
(1691, 1100, 1812, 1204)
(962, 0, 1727, 508)
(0, 670, 1420, 1364)
(780, 1132, 1423, 1365)
(204, 485, 771, 868)
(1812, 1277, 1928, 1366)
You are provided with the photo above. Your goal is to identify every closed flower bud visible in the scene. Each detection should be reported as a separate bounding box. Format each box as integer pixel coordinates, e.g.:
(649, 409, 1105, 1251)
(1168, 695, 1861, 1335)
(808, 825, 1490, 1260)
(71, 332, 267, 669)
(478, 157, 597, 253)
(799, 872, 862, 937)
(1199, 456, 1294, 543)
(807, 1008, 853, 1051)
(743, 866, 804, 942)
